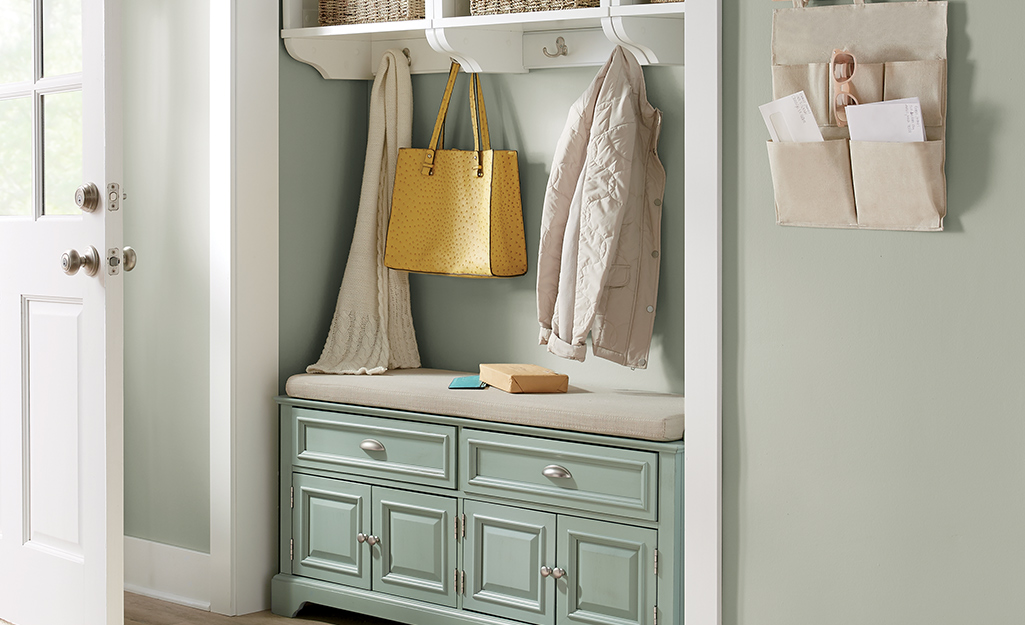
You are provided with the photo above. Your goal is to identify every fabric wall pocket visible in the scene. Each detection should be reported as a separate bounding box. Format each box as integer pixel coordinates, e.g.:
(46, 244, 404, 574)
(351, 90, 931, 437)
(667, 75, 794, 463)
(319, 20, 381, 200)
(849, 139, 946, 231)
(768, 0, 948, 232)
(767, 139, 857, 228)
(385, 61, 528, 278)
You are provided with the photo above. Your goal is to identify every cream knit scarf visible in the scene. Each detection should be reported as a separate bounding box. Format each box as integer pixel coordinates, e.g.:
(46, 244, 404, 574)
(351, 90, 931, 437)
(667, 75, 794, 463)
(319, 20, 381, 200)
(308, 50, 420, 375)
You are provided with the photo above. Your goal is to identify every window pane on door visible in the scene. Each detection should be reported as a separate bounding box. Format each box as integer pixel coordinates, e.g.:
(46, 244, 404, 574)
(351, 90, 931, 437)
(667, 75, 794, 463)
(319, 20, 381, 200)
(43, 0, 82, 77)
(0, 0, 33, 84)
(0, 97, 33, 217)
(43, 90, 82, 216)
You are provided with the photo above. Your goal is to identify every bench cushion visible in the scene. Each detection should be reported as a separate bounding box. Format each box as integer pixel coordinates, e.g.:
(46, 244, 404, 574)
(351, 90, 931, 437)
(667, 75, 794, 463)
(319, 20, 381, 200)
(285, 368, 684, 442)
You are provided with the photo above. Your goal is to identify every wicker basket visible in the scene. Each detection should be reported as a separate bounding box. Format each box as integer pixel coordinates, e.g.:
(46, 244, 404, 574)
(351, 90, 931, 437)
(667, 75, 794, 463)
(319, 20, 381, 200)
(470, 0, 599, 16)
(319, 0, 426, 25)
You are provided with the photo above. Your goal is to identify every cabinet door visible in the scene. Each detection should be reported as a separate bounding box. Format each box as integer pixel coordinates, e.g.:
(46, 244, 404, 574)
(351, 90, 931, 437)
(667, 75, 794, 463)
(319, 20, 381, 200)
(372, 486, 458, 607)
(463, 500, 556, 625)
(292, 473, 372, 589)
(557, 517, 658, 625)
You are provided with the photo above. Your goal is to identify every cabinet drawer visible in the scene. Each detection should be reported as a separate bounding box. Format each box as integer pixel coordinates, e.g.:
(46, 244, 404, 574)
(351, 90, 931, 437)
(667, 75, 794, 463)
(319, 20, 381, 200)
(460, 430, 658, 521)
(293, 408, 456, 488)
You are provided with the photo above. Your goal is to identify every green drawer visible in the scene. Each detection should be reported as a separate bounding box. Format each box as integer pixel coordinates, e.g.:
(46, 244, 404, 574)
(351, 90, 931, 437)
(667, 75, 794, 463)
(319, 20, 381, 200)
(460, 429, 658, 521)
(292, 408, 456, 488)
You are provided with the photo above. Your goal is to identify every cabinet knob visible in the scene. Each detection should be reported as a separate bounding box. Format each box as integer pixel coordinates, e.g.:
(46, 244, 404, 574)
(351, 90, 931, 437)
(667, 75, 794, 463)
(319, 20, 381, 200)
(366, 535, 381, 546)
(357, 532, 368, 543)
(551, 567, 567, 580)
(540, 566, 551, 578)
(360, 439, 386, 452)
(542, 464, 572, 480)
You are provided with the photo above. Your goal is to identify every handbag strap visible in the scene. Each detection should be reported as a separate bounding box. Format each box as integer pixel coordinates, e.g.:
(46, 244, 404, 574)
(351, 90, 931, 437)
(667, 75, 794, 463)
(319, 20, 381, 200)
(422, 61, 461, 175)
(469, 74, 491, 177)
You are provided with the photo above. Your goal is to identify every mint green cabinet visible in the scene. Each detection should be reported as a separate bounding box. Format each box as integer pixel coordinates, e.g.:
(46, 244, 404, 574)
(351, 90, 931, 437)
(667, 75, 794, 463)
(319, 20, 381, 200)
(292, 473, 371, 588)
(558, 516, 658, 625)
(291, 474, 456, 607)
(463, 500, 556, 625)
(373, 486, 458, 608)
(273, 400, 684, 625)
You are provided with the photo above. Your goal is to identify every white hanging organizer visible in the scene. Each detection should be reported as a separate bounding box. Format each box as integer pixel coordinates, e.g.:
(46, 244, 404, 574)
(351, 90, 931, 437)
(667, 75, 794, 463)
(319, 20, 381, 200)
(767, 0, 948, 231)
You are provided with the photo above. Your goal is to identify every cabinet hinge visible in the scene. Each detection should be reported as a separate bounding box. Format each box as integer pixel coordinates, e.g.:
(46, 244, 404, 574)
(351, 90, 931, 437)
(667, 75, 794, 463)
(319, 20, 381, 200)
(460, 569, 465, 595)
(461, 513, 466, 538)
(653, 606, 657, 625)
(290, 538, 294, 561)
(654, 548, 658, 576)
(290, 486, 294, 509)
(455, 568, 459, 593)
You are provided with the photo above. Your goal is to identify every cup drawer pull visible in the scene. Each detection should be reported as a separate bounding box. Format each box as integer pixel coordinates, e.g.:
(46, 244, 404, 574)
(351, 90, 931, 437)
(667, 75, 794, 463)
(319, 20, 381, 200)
(360, 439, 386, 452)
(542, 464, 572, 479)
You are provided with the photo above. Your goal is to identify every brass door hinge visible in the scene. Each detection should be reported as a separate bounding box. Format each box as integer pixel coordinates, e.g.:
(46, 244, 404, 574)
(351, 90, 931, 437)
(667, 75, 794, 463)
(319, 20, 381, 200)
(290, 538, 294, 561)
(653, 606, 657, 625)
(290, 486, 294, 509)
(461, 513, 466, 538)
(654, 548, 658, 576)
(460, 569, 465, 595)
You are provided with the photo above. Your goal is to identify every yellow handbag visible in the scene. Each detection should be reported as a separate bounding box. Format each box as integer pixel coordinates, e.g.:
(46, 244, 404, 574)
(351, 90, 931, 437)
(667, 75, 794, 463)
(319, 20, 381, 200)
(385, 61, 528, 277)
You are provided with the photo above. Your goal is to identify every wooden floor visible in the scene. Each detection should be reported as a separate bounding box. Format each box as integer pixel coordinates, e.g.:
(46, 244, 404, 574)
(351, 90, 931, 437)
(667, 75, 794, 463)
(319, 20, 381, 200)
(125, 593, 401, 625)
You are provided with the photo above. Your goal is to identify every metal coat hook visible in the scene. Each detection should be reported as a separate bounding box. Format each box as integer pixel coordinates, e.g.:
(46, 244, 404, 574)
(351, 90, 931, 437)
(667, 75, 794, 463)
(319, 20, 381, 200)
(402, 48, 411, 65)
(542, 37, 568, 58)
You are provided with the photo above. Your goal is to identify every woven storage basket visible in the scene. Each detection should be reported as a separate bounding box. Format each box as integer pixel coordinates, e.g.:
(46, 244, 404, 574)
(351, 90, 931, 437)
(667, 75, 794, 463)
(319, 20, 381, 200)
(319, 0, 425, 25)
(470, 0, 599, 15)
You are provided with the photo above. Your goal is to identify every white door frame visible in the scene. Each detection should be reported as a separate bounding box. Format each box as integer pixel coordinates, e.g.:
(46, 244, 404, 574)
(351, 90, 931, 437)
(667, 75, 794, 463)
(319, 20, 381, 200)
(684, 1, 724, 624)
(202, 0, 723, 620)
(208, 0, 280, 615)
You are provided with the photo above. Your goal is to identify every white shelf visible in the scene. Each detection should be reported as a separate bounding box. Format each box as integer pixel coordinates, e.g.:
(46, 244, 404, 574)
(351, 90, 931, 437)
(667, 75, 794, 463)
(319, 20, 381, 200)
(281, 0, 684, 79)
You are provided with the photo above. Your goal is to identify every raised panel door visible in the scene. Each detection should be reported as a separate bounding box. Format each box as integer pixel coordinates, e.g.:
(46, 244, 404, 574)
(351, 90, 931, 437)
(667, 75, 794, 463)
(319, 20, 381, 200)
(373, 486, 457, 607)
(292, 473, 372, 589)
(463, 500, 556, 625)
(557, 516, 658, 625)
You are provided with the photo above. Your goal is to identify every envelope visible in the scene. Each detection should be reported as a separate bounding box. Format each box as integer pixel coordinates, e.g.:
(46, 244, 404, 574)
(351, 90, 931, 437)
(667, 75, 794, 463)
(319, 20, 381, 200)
(845, 97, 925, 143)
(759, 91, 824, 143)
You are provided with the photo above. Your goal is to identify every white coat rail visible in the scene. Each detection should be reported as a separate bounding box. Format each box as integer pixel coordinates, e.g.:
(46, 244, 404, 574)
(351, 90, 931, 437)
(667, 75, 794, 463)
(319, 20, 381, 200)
(281, 0, 684, 79)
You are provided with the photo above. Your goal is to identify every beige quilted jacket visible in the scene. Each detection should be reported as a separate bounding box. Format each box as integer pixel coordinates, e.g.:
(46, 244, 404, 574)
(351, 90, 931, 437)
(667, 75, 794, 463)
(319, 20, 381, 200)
(537, 46, 666, 369)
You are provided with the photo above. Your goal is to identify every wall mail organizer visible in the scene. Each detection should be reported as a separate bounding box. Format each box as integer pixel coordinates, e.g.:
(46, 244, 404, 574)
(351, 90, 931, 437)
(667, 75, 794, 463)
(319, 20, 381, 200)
(767, 0, 948, 231)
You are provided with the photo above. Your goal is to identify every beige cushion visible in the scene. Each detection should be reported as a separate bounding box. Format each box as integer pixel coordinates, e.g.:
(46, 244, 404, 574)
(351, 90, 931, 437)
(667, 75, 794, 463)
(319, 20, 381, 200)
(285, 369, 684, 442)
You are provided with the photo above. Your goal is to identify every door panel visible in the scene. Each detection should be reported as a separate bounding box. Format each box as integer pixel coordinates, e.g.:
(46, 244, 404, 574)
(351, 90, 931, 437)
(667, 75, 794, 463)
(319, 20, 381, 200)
(373, 486, 457, 607)
(292, 473, 371, 589)
(0, 0, 122, 622)
(463, 500, 556, 625)
(557, 517, 657, 625)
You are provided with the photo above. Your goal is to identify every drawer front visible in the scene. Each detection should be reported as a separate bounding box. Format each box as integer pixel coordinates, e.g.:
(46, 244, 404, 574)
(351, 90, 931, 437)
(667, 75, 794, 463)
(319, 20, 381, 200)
(293, 408, 456, 488)
(460, 430, 658, 521)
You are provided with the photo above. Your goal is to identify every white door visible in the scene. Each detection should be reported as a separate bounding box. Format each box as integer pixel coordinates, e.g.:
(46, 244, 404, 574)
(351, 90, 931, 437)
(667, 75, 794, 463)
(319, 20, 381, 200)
(0, 0, 123, 624)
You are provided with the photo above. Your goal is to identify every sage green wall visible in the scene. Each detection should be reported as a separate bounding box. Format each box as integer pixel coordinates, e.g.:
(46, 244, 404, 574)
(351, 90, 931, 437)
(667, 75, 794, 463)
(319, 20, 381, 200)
(278, 61, 683, 395)
(122, 0, 211, 552)
(723, 1, 1025, 623)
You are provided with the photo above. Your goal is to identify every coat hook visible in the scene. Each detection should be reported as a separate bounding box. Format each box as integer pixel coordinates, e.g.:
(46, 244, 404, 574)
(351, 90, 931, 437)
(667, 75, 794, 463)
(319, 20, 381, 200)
(402, 48, 411, 66)
(542, 36, 568, 59)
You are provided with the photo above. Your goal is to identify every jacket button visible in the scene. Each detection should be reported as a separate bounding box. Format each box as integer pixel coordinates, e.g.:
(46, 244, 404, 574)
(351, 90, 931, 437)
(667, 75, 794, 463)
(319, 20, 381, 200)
(639, 359, 647, 367)
(654, 199, 662, 206)
(651, 250, 659, 258)
(646, 306, 654, 313)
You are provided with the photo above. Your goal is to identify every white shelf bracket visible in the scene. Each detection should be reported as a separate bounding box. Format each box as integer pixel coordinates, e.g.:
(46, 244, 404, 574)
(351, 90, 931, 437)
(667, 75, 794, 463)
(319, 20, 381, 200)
(603, 16, 684, 66)
(427, 26, 526, 73)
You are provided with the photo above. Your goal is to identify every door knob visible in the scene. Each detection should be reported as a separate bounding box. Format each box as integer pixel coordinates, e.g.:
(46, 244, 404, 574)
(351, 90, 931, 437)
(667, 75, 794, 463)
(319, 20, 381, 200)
(357, 532, 368, 543)
(540, 566, 552, 578)
(62, 246, 100, 276)
(365, 535, 381, 546)
(123, 246, 137, 271)
(75, 183, 100, 212)
(550, 567, 567, 580)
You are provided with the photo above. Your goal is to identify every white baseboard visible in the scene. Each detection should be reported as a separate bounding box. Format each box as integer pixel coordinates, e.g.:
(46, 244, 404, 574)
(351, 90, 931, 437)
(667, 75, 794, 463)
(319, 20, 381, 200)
(124, 536, 212, 611)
